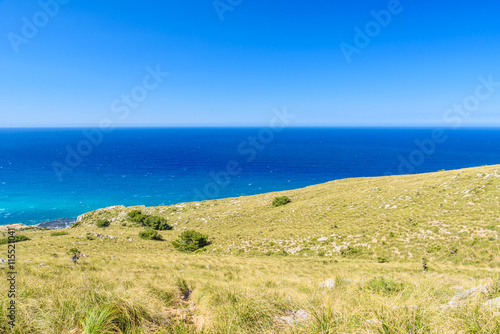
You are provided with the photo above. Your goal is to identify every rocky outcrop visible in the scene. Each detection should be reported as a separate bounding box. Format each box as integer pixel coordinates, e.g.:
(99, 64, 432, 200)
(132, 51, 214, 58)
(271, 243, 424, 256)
(441, 283, 493, 309)
(484, 296, 500, 308)
(91, 233, 116, 240)
(276, 309, 310, 325)
(77, 205, 127, 223)
(319, 278, 336, 289)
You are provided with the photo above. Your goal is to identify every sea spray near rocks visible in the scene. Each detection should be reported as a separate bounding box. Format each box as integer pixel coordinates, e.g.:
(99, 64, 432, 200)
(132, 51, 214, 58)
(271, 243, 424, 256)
(37, 218, 76, 229)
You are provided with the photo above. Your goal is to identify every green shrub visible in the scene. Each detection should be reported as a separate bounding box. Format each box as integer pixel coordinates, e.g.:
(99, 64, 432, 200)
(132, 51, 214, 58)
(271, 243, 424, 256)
(377, 257, 389, 263)
(340, 246, 363, 257)
(50, 231, 69, 236)
(139, 229, 163, 241)
(0, 235, 30, 245)
(127, 210, 171, 230)
(96, 219, 110, 228)
(172, 230, 209, 252)
(143, 216, 172, 230)
(127, 210, 149, 224)
(366, 277, 404, 293)
(272, 196, 292, 207)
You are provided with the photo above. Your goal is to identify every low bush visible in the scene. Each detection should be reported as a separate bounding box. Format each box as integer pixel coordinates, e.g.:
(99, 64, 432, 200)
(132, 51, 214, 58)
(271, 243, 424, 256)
(127, 210, 143, 221)
(340, 246, 363, 257)
(96, 219, 110, 228)
(272, 196, 292, 207)
(143, 216, 171, 230)
(50, 231, 69, 236)
(127, 210, 171, 230)
(0, 235, 30, 245)
(366, 277, 404, 293)
(172, 230, 209, 252)
(139, 229, 163, 241)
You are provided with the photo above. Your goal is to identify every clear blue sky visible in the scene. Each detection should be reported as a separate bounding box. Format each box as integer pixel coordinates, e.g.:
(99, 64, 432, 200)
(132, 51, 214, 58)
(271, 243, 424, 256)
(0, 0, 499, 127)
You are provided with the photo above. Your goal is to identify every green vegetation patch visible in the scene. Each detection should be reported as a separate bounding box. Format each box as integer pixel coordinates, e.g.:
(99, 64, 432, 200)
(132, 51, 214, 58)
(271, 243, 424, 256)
(366, 277, 405, 293)
(127, 211, 172, 230)
(272, 196, 292, 207)
(50, 231, 69, 236)
(172, 230, 209, 252)
(0, 235, 30, 245)
(96, 219, 111, 228)
(139, 229, 163, 241)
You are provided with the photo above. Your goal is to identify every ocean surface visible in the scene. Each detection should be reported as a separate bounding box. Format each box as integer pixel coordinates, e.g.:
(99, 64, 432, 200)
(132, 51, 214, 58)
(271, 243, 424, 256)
(1, 128, 499, 225)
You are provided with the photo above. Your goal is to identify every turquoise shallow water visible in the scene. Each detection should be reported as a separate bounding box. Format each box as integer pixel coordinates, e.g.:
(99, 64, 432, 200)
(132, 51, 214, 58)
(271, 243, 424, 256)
(1, 127, 499, 225)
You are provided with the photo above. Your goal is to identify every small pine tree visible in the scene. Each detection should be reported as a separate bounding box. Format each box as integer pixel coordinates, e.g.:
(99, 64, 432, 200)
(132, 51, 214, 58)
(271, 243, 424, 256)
(128, 210, 146, 223)
(172, 230, 209, 252)
(272, 196, 292, 207)
(96, 219, 110, 228)
(144, 216, 172, 230)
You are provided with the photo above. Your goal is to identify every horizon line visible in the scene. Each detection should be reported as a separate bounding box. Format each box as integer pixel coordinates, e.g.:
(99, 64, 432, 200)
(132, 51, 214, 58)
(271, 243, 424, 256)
(1, 125, 500, 129)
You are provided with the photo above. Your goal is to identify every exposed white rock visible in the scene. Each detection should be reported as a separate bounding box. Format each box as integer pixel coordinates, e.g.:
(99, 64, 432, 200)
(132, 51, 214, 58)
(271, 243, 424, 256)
(484, 297, 500, 308)
(276, 309, 310, 325)
(442, 284, 492, 309)
(319, 278, 336, 289)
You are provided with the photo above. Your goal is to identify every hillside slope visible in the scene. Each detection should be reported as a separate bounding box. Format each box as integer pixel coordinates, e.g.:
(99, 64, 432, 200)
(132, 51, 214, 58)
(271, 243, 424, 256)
(3, 165, 500, 333)
(76, 164, 500, 265)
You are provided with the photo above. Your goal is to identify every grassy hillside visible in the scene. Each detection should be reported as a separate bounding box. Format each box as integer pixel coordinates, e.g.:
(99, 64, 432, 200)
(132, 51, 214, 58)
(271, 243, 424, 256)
(2, 165, 500, 333)
(75, 164, 500, 265)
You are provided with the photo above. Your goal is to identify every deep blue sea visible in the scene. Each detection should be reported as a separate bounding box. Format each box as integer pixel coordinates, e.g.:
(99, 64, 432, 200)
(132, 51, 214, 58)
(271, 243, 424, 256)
(0, 128, 499, 225)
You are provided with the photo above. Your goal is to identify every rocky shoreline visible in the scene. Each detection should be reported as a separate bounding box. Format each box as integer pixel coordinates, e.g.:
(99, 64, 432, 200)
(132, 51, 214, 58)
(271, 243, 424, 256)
(0, 218, 76, 231)
(37, 218, 76, 229)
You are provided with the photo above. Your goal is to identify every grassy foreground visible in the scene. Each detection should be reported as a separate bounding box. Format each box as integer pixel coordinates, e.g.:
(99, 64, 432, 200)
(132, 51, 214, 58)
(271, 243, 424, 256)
(2, 165, 500, 333)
